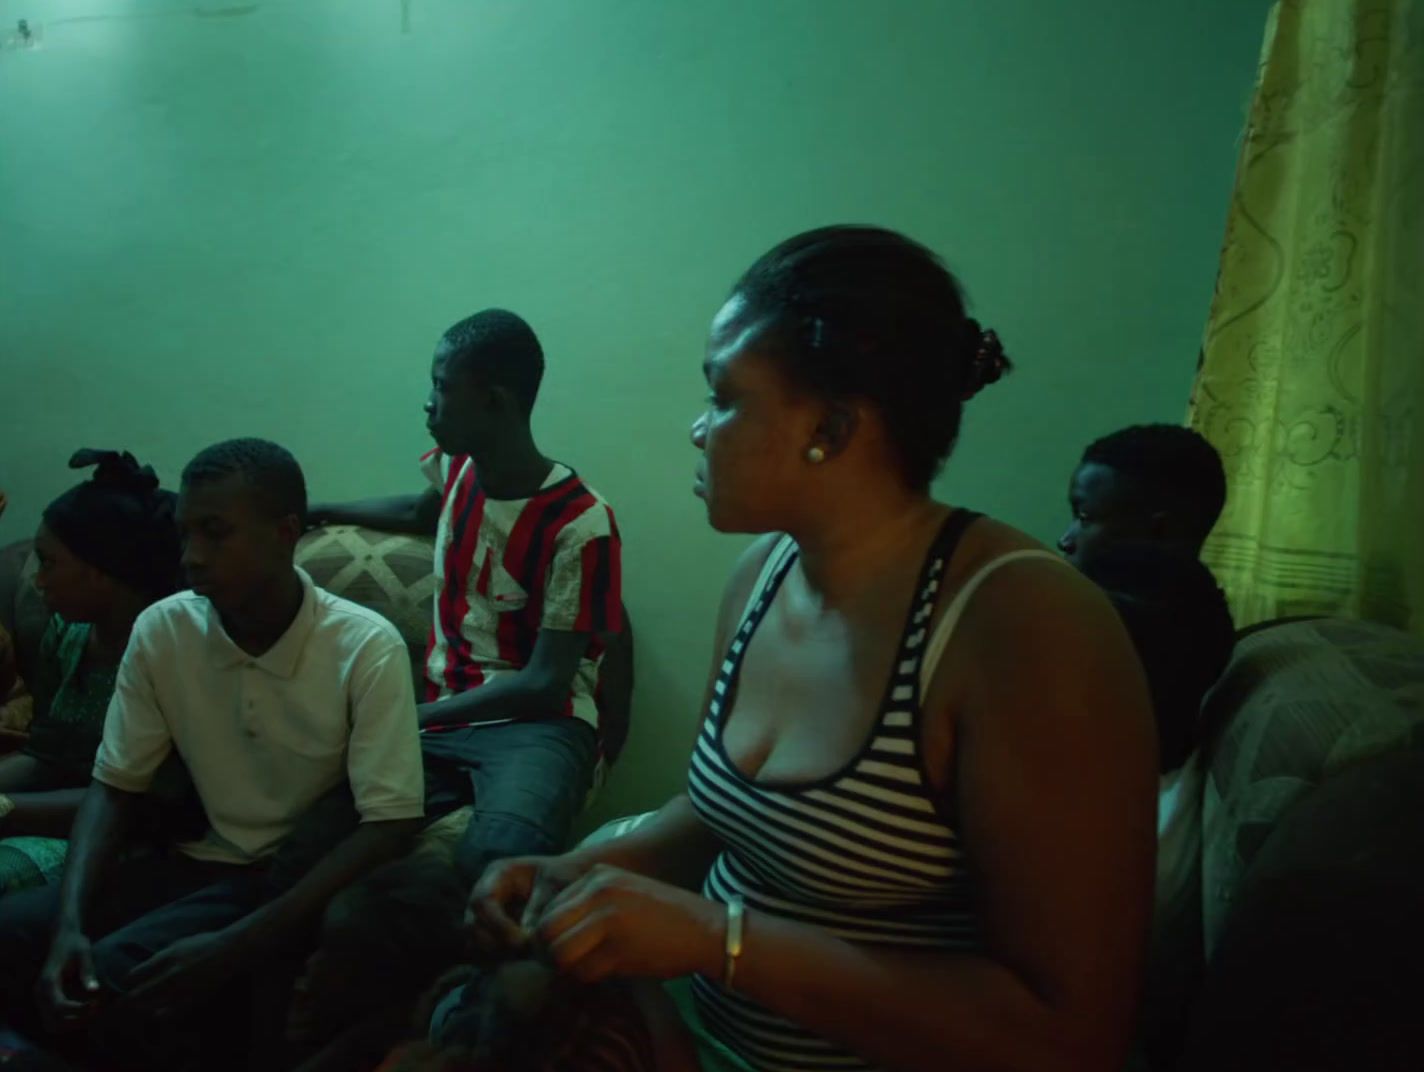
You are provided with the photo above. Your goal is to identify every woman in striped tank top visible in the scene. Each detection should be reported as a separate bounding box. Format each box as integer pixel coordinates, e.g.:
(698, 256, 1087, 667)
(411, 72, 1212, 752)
(470, 227, 1158, 1072)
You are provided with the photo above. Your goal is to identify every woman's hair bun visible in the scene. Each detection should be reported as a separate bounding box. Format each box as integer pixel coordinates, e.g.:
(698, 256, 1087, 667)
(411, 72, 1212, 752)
(958, 318, 1011, 401)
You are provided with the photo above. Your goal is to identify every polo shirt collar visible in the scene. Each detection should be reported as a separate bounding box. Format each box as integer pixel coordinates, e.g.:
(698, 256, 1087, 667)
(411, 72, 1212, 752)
(205, 567, 318, 679)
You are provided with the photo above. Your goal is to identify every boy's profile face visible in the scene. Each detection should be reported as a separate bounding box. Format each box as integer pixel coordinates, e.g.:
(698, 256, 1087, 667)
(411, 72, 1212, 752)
(426, 345, 497, 457)
(1058, 462, 1158, 568)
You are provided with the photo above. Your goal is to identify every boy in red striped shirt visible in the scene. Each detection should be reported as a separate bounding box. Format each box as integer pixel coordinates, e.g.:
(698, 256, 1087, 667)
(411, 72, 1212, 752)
(312, 310, 622, 883)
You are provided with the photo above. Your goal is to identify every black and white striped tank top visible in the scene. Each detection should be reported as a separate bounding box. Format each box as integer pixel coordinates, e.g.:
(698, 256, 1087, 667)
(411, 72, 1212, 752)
(687, 512, 1059, 1071)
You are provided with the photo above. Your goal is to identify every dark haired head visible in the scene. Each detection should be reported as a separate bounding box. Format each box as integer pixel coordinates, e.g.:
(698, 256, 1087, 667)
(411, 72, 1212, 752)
(40, 449, 181, 601)
(730, 226, 1010, 489)
(1082, 425, 1225, 528)
(439, 309, 546, 416)
(322, 855, 467, 984)
(291, 856, 468, 1045)
(1080, 543, 1235, 773)
(180, 438, 307, 525)
(417, 964, 659, 1072)
(1060, 424, 1226, 566)
(177, 439, 307, 611)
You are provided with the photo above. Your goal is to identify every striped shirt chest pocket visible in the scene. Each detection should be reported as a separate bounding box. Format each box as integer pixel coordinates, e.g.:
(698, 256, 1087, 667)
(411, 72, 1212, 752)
(466, 540, 531, 613)
(489, 555, 530, 612)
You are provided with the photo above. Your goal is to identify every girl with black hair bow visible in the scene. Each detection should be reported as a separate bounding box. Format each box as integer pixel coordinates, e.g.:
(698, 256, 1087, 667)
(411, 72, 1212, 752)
(0, 450, 182, 897)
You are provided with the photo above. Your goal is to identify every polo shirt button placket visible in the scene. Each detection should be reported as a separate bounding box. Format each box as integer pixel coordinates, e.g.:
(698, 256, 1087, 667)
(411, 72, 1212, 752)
(244, 663, 260, 737)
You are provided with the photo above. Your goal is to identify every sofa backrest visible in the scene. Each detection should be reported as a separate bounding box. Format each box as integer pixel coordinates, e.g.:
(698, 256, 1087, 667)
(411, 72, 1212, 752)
(294, 525, 438, 688)
(1197, 617, 1424, 955)
(0, 527, 636, 764)
(294, 524, 635, 764)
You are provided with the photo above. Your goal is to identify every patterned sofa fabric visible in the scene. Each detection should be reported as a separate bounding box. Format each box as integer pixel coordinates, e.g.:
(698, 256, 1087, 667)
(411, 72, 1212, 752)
(1198, 617, 1424, 954)
(294, 525, 438, 692)
(1178, 749, 1424, 1072)
(2, 527, 437, 696)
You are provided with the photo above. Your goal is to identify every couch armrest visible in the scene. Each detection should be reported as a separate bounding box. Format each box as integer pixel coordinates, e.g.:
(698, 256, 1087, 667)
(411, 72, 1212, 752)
(1179, 750, 1424, 1071)
(0, 540, 46, 688)
(0, 539, 34, 640)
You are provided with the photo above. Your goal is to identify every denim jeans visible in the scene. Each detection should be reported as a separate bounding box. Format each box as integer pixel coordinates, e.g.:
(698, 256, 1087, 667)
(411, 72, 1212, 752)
(0, 851, 266, 1071)
(421, 718, 597, 884)
(0, 782, 362, 1071)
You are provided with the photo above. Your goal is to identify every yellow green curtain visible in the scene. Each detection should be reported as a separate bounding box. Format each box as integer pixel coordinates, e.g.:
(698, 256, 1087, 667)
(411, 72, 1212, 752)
(1189, 0, 1424, 637)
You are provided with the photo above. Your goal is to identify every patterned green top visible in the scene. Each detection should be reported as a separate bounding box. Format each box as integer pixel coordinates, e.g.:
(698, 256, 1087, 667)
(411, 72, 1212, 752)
(23, 617, 117, 780)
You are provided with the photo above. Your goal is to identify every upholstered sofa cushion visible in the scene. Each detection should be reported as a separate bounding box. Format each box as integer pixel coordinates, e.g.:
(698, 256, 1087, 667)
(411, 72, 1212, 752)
(1198, 618, 1424, 954)
(1178, 750, 1424, 1071)
(3, 526, 633, 766)
(3, 530, 435, 689)
(294, 525, 437, 691)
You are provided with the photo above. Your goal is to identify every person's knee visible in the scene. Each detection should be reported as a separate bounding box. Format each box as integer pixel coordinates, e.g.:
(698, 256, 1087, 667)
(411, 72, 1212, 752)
(455, 724, 597, 882)
(456, 810, 565, 885)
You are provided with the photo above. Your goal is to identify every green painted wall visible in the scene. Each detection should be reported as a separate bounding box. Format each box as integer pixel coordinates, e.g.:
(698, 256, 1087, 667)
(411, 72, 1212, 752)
(0, 0, 1265, 823)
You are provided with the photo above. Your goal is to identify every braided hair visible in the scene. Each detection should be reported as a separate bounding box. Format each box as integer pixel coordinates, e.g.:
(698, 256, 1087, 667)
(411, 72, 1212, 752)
(732, 225, 1010, 488)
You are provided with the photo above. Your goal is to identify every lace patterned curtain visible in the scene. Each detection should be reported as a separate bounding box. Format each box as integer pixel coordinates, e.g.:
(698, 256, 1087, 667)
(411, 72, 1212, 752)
(1189, 0, 1424, 637)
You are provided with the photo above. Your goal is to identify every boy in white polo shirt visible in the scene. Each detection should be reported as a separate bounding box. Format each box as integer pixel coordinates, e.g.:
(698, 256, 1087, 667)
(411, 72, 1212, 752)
(0, 439, 424, 1069)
